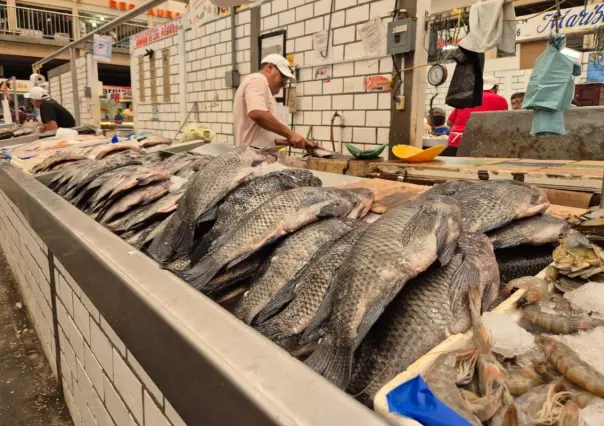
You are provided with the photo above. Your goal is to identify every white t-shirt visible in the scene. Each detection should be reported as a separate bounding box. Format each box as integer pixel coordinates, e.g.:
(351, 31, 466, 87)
(233, 73, 280, 149)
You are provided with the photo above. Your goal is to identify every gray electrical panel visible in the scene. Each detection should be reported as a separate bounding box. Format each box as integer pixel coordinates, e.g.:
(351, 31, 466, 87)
(387, 18, 417, 55)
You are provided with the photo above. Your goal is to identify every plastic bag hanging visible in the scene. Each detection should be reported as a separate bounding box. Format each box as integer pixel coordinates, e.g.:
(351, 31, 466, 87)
(445, 47, 485, 109)
(522, 34, 581, 136)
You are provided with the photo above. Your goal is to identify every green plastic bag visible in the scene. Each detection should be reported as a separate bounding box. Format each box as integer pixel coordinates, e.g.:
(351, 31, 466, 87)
(523, 35, 576, 112)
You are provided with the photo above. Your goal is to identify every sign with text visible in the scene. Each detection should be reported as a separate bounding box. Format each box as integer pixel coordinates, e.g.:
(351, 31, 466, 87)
(517, 4, 604, 41)
(102, 86, 133, 98)
(93, 34, 113, 63)
(131, 20, 180, 50)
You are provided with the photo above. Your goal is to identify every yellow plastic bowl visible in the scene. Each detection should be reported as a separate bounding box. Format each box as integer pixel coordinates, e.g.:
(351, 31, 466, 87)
(392, 144, 447, 163)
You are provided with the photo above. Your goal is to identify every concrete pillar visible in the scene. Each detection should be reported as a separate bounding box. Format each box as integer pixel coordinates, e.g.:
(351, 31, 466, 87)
(72, 0, 79, 39)
(7, 0, 17, 32)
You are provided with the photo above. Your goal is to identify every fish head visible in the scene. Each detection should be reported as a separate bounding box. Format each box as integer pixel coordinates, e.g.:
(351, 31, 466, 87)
(341, 188, 374, 219)
(245, 147, 268, 165)
(518, 186, 550, 217)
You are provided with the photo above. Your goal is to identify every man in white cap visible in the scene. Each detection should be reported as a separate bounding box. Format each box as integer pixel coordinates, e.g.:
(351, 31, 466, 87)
(233, 54, 316, 150)
(444, 75, 508, 156)
(25, 86, 75, 132)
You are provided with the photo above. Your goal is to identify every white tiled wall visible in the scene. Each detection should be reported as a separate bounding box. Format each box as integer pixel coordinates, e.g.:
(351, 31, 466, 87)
(131, 3, 398, 155)
(0, 192, 186, 426)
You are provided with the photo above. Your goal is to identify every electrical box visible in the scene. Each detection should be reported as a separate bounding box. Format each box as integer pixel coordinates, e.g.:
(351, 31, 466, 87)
(387, 18, 417, 55)
(225, 70, 241, 88)
(84, 86, 92, 98)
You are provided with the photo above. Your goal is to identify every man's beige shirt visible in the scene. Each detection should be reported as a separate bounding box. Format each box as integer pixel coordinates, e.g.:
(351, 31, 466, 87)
(233, 73, 278, 149)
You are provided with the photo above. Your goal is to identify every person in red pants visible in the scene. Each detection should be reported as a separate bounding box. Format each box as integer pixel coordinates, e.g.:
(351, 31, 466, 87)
(444, 76, 509, 156)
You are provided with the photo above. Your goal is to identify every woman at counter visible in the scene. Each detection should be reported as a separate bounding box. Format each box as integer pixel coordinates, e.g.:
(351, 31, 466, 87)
(445, 76, 509, 157)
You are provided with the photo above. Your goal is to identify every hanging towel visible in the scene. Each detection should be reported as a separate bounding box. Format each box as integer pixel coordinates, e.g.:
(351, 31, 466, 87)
(459, 0, 517, 54)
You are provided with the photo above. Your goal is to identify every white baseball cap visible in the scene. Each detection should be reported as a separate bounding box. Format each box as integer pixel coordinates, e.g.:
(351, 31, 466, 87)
(483, 75, 498, 90)
(25, 86, 50, 100)
(261, 54, 296, 82)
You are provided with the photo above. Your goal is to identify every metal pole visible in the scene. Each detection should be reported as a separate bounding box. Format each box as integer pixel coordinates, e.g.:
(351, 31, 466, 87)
(70, 48, 81, 126)
(33, 0, 167, 70)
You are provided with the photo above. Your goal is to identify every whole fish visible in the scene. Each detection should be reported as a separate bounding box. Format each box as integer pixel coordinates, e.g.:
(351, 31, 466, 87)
(254, 222, 370, 344)
(180, 187, 357, 292)
(95, 141, 142, 159)
(325, 188, 374, 219)
(488, 214, 569, 249)
(496, 244, 555, 283)
(108, 191, 183, 233)
(148, 147, 265, 262)
(139, 136, 172, 148)
(98, 182, 170, 224)
(303, 196, 462, 390)
(86, 166, 150, 211)
(347, 233, 500, 404)
(138, 151, 165, 164)
(448, 180, 550, 233)
(194, 169, 322, 259)
(71, 171, 117, 208)
(420, 180, 475, 198)
(136, 214, 173, 250)
(59, 156, 142, 198)
(173, 156, 213, 179)
(48, 159, 95, 190)
(108, 167, 172, 198)
(233, 218, 354, 325)
(31, 153, 88, 174)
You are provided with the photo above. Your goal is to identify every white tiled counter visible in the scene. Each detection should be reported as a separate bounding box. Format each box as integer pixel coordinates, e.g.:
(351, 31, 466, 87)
(0, 163, 385, 426)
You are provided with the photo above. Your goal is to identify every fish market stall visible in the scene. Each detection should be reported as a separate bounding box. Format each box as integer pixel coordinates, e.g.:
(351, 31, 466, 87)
(1, 143, 601, 426)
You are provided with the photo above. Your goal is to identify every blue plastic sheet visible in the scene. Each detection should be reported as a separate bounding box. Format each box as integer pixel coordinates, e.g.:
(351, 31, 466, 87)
(386, 375, 473, 426)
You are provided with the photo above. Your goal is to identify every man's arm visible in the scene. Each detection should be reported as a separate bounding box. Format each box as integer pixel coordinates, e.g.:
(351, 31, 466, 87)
(245, 79, 316, 149)
(41, 121, 58, 132)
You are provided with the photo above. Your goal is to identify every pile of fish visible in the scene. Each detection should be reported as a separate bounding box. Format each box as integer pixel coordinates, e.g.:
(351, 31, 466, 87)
(30, 137, 173, 174)
(45, 148, 580, 415)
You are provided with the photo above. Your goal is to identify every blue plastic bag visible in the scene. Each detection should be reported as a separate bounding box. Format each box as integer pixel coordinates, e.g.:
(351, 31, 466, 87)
(523, 34, 576, 112)
(386, 375, 473, 426)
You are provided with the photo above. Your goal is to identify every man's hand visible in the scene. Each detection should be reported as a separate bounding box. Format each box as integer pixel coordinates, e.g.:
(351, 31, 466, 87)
(288, 132, 318, 149)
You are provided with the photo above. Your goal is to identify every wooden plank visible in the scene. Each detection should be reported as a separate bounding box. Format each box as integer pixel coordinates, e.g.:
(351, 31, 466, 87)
(307, 157, 383, 178)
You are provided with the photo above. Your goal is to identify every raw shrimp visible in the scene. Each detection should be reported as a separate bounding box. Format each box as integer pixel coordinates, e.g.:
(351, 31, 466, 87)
(522, 305, 604, 335)
(490, 404, 524, 426)
(557, 400, 581, 426)
(502, 276, 549, 307)
(536, 335, 604, 398)
(514, 382, 571, 425)
(505, 365, 543, 397)
(468, 287, 513, 412)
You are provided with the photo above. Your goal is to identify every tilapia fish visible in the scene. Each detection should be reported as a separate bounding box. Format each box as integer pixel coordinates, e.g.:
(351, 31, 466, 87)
(420, 180, 475, 198)
(347, 233, 500, 405)
(488, 214, 569, 249)
(108, 191, 183, 233)
(139, 136, 172, 148)
(304, 195, 462, 389)
(135, 214, 173, 249)
(325, 188, 374, 219)
(48, 159, 95, 190)
(180, 187, 357, 292)
(98, 182, 170, 224)
(233, 218, 354, 325)
(194, 169, 322, 259)
(148, 147, 265, 262)
(60, 156, 142, 198)
(254, 221, 370, 344)
(31, 153, 88, 174)
(95, 141, 142, 159)
(86, 166, 152, 210)
(496, 244, 555, 283)
(448, 180, 550, 233)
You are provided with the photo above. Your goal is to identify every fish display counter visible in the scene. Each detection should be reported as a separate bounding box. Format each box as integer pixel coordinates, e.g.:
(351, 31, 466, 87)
(1, 142, 600, 426)
(0, 157, 385, 426)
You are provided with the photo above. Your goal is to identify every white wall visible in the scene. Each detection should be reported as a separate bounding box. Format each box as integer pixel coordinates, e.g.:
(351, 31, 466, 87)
(131, 1, 401, 156)
(0, 192, 186, 426)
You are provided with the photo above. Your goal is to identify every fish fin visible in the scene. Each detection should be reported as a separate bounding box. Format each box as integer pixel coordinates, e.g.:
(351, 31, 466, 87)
(353, 299, 390, 350)
(299, 284, 336, 345)
(449, 254, 481, 314)
(304, 341, 353, 389)
(183, 254, 223, 291)
(253, 318, 283, 340)
(255, 279, 298, 324)
(481, 274, 501, 313)
(198, 206, 218, 223)
(148, 213, 182, 263)
(227, 252, 253, 270)
(188, 234, 215, 267)
(435, 219, 458, 266)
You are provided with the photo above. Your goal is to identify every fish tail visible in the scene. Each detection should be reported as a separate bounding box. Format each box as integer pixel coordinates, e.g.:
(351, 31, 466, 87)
(182, 254, 222, 292)
(304, 341, 352, 390)
(148, 215, 181, 262)
(253, 319, 284, 341)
